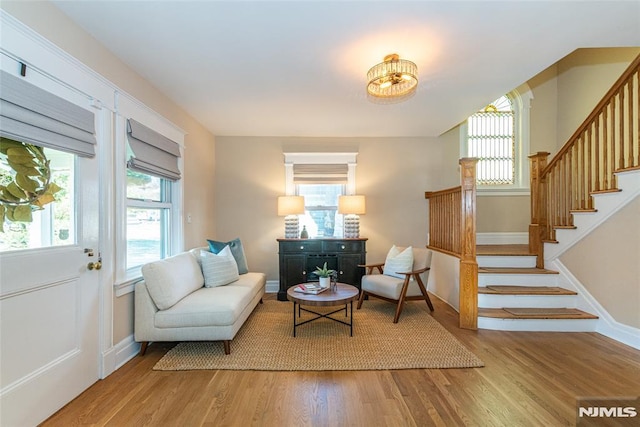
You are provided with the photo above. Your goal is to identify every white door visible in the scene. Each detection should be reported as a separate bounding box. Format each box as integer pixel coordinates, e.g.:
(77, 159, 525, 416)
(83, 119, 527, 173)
(0, 80, 102, 425)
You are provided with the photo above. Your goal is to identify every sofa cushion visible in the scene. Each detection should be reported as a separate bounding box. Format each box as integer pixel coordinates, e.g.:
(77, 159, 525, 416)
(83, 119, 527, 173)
(141, 252, 204, 310)
(154, 273, 265, 328)
(383, 245, 413, 279)
(362, 273, 424, 300)
(200, 246, 239, 288)
(207, 238, 249, 274)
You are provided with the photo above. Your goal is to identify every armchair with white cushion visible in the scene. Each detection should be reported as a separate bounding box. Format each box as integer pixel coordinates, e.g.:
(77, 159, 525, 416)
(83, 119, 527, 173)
(357, 246, 434, 323)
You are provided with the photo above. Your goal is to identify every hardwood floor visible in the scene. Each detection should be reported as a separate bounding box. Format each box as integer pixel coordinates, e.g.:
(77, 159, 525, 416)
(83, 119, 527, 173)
(42, 294, 640, 426)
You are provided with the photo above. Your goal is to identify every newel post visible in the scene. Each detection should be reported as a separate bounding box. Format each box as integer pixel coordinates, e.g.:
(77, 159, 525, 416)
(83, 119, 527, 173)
(528, 152, 550, 269)
(459, 157, 478, 330)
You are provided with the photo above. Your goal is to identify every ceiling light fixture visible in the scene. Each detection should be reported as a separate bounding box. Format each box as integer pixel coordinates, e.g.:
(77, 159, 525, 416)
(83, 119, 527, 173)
(366, 53, 418, 99)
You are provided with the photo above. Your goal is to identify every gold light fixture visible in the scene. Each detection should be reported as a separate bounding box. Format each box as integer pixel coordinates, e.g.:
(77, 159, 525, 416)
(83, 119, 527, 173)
(338, 195, 366, 238)
(367, 54, 418, 99)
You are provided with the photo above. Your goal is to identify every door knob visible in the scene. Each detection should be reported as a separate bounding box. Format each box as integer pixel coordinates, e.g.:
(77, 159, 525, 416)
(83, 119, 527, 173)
(87, 252, 102, 270)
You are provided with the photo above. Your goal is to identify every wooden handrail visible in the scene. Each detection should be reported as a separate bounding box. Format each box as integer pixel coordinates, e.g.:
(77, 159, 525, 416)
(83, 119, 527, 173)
(531, 54, 639, 256)
(425, 158, 478, 329)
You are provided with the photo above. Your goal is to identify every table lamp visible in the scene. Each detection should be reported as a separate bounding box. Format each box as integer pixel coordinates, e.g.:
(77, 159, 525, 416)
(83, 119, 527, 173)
(338, 195, 366, 238)
(278, 196, 305, 238)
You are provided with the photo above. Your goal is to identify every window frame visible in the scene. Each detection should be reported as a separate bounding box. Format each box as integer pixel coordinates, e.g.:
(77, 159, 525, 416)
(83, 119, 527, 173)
(460, 87, 533, 196)
(113, 98, 184, 295)
(283, 152, 358, 238)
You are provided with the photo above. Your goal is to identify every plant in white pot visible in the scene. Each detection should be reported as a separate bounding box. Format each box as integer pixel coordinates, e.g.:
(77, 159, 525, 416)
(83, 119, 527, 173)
(314, 262, 335, 289)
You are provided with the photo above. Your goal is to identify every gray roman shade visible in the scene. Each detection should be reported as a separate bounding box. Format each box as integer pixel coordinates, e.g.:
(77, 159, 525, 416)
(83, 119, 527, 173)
(0, 70, 96, 157)
(293, 163, 348, 184)
(127, 119, 181, 181)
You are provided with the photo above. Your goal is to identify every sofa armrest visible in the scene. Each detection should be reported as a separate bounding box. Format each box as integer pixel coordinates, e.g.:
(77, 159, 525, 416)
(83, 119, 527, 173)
(134, 280, 159, 342)
(358, 262, 384, 275)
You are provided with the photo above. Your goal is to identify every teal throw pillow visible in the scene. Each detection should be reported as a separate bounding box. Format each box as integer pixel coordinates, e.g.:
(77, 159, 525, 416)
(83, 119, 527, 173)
(207, 237, 249, 274)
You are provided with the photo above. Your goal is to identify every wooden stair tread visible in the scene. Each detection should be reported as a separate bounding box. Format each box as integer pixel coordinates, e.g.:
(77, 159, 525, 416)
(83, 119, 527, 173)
(478, 267, 559, 274)
(479, 286, 576, 295)
(476, 244, 533, 256)
(553, 225, 577, 229)
(591, 188, 621, 195)
(478, 307, 598, 319)
(570, 209, 597, 213)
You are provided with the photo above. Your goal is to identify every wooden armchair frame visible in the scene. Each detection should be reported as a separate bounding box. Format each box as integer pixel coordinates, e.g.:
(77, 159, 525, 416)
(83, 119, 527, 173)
(357, 262, 434, 323)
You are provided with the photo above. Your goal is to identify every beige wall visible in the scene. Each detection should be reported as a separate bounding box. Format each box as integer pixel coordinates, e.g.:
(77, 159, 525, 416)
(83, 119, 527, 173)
(556, 48, 640, 149)
(1, 2, 216, 343)
(560, 197, 640, 328)
(214, 135, 459, 280)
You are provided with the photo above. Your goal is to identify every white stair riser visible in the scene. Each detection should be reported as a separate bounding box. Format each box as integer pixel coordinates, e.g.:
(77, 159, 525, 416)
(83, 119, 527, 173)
(477, 255, 537, 268)
(478, 274, 558, 287)
(478, 317, 598, 332)
(478, 294, 578, 308)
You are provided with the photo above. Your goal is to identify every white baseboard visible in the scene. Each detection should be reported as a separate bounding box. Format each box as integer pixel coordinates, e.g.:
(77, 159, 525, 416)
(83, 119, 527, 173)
(476, 232, 528, 245)
(266, 280, 279, 294)
(100, 335, 140, 378)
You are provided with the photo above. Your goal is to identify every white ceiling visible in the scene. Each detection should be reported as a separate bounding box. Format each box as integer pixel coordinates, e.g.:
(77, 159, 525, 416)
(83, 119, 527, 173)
(51, 1, 640, 138)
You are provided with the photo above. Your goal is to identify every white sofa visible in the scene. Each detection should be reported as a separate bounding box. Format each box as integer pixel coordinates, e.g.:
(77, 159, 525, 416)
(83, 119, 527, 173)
(134, 248, 266, 355)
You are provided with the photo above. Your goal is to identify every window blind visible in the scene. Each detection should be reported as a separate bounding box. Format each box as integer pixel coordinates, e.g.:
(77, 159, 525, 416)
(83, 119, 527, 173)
(293, 163, 348, 184)
(0, 70, 96, 157)
(127, 118, 181, 181)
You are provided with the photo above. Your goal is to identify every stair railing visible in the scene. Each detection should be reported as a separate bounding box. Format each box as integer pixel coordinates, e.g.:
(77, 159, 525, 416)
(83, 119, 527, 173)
(425, 158, 478, 329)
(530, 55, 640, 268)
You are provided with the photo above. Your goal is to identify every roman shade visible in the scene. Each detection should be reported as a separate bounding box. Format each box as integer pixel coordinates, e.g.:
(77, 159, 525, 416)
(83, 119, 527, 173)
(0, 70, 96, 157)
(293, 163, 348, 184)
(127, 118, 181, 181)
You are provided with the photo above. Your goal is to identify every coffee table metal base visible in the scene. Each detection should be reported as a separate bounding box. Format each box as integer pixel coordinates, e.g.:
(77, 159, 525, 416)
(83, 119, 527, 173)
(292, 301, 354, 337)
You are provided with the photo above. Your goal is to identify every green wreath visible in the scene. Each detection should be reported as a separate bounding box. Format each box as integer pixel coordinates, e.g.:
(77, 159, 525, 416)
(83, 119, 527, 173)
(0, 137, 61, 231)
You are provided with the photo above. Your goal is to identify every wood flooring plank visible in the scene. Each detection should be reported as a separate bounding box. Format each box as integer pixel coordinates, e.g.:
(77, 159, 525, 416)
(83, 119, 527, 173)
(40, 294, 640, 427)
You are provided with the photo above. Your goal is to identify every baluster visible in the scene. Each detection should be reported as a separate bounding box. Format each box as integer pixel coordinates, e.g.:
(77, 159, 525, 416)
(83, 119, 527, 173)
(603, 103, 609, 189)
(587, 126, 593, 209)
(567, 148, 573, 225)
(619, 87, 625, 170)
(636, 71, 640, 167)
(628, 80, 634, 168)
(612, 95, 618, 188)
(559, 158, 565, 225)
(594, 112, 600, 191)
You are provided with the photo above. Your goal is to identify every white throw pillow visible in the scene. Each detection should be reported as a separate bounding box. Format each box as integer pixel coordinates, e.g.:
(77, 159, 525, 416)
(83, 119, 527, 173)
(141, 252, 204, 310)
(200, 246, 240, 288)
(383, 246, 414, 279)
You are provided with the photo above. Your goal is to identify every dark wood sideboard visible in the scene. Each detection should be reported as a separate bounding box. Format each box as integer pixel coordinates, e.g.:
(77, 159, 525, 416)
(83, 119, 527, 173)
(277, 238, 367, 301)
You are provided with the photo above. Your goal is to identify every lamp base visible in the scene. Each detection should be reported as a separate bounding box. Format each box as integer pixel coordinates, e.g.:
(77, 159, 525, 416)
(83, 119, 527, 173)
(284, 216, 300, 239)
(344, 214, 360, 238)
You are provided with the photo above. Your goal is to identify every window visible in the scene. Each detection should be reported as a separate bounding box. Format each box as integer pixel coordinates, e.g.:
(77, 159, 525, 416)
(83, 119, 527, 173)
(114, 108, 184, 288)
(284, 152, 357, 238)
(460, 88, 532, 194)
(467, 96, 515, 185)
(297, 184, 344, 238)
(1, 146, 75, 251)
(125, 170, 171, 269)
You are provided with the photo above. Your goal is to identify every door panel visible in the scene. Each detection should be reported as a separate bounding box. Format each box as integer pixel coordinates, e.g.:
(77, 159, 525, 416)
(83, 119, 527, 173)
(0, 65, 101, 426)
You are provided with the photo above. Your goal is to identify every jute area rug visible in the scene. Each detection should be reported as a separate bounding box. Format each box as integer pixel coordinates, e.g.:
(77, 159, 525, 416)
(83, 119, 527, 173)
(153, 300, 484, 371)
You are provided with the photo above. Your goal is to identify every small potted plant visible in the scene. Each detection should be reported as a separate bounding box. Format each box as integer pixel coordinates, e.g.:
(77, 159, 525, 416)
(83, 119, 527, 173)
(314, 262, 335, 288)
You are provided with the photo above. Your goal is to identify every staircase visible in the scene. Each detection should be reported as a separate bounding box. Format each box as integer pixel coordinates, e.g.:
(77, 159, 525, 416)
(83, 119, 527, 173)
(476, 244, 598, 331)
(477, 167, 640, 332)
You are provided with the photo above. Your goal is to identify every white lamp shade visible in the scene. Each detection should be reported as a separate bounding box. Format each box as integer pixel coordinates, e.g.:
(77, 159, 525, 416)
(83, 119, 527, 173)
(278, 196, 305, 216)
(338, 195, 366, 215)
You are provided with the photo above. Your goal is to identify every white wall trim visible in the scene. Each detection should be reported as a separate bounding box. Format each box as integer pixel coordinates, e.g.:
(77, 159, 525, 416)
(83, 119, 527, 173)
(101, 335, 140, 378)
(476, 232, 529, 245)
(551, 259, 640, 350)
(265, 280, 279, 294)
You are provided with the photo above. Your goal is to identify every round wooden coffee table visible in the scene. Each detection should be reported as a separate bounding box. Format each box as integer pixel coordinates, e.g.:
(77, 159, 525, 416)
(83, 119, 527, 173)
(286, 283, 359, 337)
